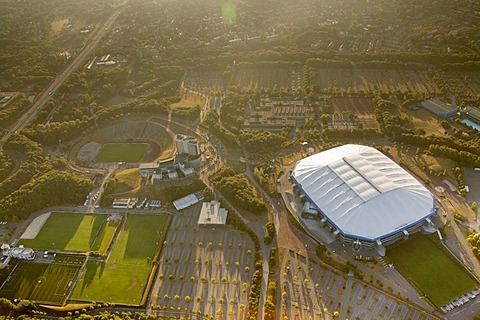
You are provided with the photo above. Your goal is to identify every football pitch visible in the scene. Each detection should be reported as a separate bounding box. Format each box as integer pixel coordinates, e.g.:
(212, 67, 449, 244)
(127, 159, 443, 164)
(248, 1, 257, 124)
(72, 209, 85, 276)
(0, 261, 81, 304)
(71, 214, 170, 305)
(95, 143, 147, 163)
(387, 234, 478, 307)
(19, 213, 106, 251)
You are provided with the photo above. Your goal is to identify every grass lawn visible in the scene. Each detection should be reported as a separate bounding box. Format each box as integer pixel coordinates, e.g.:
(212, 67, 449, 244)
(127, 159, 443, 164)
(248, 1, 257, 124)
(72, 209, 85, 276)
(19, 213, 106, 251)
(111, 168, 142, 194)
(91, 221, 117, 254)
(96, 143, 147, 163)
(0, 261, 80, 304)
(387, 234, 478, 307)
(71, 214, 170, 305)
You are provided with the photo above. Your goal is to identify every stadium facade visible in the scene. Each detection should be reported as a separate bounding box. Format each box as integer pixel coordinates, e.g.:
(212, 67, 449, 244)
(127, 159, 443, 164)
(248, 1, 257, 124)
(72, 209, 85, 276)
(291, 144, 439, 256)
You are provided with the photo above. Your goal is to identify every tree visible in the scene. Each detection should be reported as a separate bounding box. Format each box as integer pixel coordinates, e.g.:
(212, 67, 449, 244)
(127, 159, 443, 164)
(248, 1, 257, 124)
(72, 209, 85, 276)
(472, 202, 478, 213)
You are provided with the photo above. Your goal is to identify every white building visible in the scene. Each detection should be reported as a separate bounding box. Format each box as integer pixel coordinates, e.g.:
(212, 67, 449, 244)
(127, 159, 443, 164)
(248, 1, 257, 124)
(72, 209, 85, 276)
(291, 144, 438, 255)
(175, 134, 200, 156)
(112, 198, 136, 209)
(3, 246, 35, 260)
(198, 201, 228, 225)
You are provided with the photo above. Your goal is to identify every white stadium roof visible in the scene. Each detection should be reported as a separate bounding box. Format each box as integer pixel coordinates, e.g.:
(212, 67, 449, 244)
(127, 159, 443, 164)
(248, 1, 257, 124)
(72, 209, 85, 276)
(291, 144, 435, 241)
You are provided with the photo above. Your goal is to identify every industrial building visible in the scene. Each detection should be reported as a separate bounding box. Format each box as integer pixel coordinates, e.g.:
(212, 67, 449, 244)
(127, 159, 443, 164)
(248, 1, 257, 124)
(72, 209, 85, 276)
(291, 144, 439, 256)
(420, 98, 457, 119)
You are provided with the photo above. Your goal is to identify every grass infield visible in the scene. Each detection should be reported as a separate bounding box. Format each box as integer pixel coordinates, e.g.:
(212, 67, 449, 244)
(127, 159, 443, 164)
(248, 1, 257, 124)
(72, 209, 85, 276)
(71, 214, 169, 305)
(19, 213, 105, 251)
(387, 234, 478, 307)
(95, 143, 147, 163)
(0, 261, 80, 304)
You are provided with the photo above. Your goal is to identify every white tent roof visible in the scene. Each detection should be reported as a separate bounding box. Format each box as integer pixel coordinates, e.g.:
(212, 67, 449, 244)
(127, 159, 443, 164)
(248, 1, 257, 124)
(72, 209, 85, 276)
(173, 193, 200, 211)
(291, 144, 435, 241)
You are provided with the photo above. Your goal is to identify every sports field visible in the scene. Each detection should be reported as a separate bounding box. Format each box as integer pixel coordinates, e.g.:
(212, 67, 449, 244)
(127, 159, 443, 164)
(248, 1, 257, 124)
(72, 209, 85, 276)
(95, 143, 147, 163)
(91, 221, 117, 254)
(387, 234, 478, 307)
(19, 213, 106, 251)
(0, 261, 81, 304)
(71, 214, 170, 305)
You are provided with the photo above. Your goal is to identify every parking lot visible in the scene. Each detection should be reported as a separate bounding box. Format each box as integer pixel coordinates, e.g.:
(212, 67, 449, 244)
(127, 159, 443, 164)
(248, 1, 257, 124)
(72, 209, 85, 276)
(154, 204, 255, 319)
(279, 250, 435, 320)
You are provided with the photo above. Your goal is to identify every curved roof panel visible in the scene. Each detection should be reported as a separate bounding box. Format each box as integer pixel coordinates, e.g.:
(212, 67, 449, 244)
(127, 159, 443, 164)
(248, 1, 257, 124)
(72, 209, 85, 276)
(291, 144, 435, 241)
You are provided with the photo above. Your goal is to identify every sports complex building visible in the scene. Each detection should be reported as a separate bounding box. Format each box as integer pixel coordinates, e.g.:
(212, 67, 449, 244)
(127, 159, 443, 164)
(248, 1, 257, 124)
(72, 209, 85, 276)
(290, 144, 441, 256)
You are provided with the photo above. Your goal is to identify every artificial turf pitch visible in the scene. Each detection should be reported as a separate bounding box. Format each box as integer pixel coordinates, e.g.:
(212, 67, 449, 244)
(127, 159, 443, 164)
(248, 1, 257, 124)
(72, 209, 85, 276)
(0, 261, 80, 304)
(95, 143, 147, 163)
(387, 234, 478, 307)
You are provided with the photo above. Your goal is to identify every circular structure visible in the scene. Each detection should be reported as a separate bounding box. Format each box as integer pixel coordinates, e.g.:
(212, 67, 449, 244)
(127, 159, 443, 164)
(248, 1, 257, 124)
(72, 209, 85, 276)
(33, 276, 47, 288)
(291, 144, 438, 255)
(435, 186, 445, 193)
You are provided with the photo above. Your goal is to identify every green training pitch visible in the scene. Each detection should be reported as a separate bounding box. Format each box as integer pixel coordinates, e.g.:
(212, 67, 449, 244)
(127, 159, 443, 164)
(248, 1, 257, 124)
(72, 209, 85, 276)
(95, 143, 147, 163)
(0, 261, 81, 304)
(387, 234, 478, 307)
(91, 221, 117, 254)
(19, 213, 106, 251)
(71, 214, 170, 305)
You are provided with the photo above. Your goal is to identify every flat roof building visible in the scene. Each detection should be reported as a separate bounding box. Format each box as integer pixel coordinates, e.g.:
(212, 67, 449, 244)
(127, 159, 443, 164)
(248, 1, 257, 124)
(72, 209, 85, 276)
(420, 98, 457, 119)
(198, 201, 228, 225)
(175, 134, 200, 156)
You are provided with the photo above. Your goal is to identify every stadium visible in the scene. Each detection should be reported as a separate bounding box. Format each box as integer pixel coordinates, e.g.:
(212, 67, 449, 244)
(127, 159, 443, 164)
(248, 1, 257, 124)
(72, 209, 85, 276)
(290, 144, 440, 256)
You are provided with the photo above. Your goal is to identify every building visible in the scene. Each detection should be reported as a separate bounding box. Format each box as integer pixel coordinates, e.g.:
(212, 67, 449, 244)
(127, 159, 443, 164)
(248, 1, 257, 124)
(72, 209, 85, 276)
(175, 134, 200, 156)
(139, 156, 196, 181)
(112, 198, 136, 209)
(420, 98, 457, 119)
(198, 201, 228, 225)
(291, 144, 439, 256)
(2, 245, 35, 260)
(173, 192, 204, 211)
(139, 162, 161, 178)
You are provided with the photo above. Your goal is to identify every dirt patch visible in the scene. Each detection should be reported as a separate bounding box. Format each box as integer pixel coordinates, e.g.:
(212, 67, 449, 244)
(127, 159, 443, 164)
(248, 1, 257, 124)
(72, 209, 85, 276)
(77, 142, 102, 163)
(21, 212, 51, 239)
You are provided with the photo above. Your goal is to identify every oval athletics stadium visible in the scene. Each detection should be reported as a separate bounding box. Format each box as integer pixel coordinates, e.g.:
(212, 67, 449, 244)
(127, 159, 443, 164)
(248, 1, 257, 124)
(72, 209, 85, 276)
(290, 144, 442, 256)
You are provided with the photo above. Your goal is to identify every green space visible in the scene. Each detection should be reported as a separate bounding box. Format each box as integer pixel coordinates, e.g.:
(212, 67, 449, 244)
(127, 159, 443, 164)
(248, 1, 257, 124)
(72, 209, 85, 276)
(0, 261, 80, 304)
(95, 143, 147, 163)
(111, 168, 142, 194)
(91, 221, 117, 254)
(387, 234, 478, 307)
(19, 213, 106, 251)
(71, 214, 170, 305)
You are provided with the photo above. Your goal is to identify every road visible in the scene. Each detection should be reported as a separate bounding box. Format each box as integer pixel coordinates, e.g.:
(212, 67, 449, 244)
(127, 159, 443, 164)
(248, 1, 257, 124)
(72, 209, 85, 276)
(0, 6, 123, 149)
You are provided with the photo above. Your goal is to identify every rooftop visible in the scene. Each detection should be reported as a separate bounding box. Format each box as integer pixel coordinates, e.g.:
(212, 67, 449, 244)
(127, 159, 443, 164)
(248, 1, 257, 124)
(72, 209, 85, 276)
(291, 144, 435, 241)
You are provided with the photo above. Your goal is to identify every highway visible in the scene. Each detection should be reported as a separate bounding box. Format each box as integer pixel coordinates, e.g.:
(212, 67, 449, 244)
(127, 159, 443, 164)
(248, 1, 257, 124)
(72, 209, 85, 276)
(0, 7, 123, 149)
